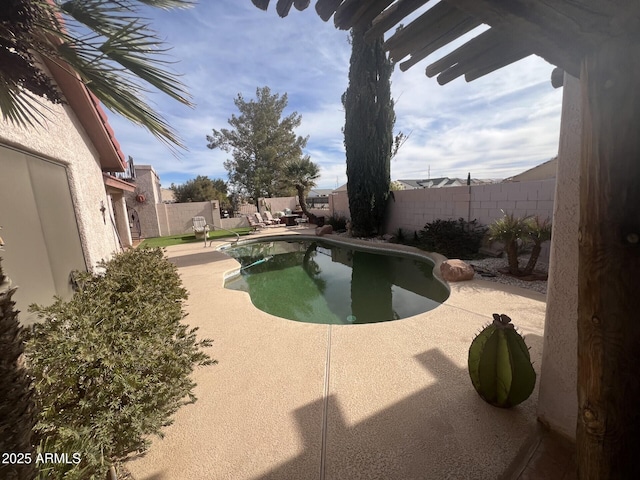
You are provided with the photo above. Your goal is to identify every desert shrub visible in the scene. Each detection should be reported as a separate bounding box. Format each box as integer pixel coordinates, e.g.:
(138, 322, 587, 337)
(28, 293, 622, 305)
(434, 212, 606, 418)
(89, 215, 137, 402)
(418, 218, 487, 258)
(489, 212, 552, 275)
(25, 248, 214, 479)
(326, 215, 348, 232)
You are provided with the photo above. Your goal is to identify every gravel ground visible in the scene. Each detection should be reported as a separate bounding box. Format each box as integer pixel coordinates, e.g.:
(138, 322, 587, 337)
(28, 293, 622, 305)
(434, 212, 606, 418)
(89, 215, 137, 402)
(463, 255, 548, 295)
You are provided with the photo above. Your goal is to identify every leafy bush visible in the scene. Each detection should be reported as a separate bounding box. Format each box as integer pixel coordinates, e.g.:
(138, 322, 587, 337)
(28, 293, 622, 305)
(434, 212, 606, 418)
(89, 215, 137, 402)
(418, 218, 487, 258)
(25, 248, 214, 479)
(326, 215, 348, 232)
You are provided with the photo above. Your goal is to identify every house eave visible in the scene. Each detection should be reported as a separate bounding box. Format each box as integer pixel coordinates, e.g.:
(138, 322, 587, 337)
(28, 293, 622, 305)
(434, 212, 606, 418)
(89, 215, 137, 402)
(103, 173, 136, 193)
(41, 56, 126, 173)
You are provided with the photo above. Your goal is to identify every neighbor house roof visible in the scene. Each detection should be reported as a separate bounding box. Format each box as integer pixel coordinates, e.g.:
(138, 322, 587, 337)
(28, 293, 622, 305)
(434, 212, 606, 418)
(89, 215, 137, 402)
(252, 1, 634, 85)
(309, 188, 334, 197)
(397, 177, 472, 188)
(40, 57, 126, 172)
(504, 157, 558, 182)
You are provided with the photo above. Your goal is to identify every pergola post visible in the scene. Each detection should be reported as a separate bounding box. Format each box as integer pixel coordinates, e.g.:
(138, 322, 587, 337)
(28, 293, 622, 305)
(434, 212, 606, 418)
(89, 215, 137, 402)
(577, 39, 640, 478)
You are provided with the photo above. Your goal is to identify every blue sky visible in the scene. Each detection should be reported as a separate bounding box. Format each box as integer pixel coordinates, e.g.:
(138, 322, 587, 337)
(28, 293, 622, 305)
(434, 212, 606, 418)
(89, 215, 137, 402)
(105, 1, 563, 190)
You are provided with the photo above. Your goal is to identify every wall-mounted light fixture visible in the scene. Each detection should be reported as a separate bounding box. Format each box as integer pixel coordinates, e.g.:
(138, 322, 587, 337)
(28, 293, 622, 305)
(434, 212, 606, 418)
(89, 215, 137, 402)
(100, 201, 107, 224)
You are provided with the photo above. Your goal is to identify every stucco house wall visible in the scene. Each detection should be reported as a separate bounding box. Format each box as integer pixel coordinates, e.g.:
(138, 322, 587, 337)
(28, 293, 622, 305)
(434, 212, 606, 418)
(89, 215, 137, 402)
(0, 60, 129, 320)
(0, 106, 119, 268)
(537, 73, 581, 439)
(125, 165, 163, 238)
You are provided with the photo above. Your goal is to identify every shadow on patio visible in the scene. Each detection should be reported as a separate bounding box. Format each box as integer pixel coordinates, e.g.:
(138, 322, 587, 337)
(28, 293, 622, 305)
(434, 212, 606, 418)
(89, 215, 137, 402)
(253, 345, 545, 480)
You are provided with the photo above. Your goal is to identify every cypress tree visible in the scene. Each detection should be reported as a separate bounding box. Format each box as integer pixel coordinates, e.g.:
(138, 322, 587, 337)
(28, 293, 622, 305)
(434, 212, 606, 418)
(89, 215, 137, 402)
(0, 257, 36, 480)
(342, 25, 395, 237)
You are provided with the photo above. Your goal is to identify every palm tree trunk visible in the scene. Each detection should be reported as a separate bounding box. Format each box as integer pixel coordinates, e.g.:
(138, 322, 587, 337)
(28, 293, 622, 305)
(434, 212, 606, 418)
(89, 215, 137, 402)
(523, 243, 541, 275)
(506, 240, 521, 275)
(297, 186, 308, 217)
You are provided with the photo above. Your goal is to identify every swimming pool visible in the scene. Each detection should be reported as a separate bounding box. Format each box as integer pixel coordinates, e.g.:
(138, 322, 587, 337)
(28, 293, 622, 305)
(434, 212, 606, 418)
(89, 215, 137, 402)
(222, 237, 449, 325)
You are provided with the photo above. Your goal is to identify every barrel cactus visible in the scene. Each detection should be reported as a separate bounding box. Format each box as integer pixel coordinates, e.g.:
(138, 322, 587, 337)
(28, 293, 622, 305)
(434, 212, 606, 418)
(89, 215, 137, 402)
(468, 313, 536, 408)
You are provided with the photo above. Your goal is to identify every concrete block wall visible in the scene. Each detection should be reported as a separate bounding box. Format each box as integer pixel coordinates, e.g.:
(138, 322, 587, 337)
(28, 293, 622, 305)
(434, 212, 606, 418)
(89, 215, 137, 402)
(156, 201, 221, 236)
(261, 196, 297, 213)
(329, 192, 350, 219)
(384, 179, 556, 237)
(221, 217, 250, 230)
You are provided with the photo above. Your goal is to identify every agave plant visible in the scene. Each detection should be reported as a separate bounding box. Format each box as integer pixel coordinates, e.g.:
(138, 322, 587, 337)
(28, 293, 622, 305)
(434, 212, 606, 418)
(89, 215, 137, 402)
(0, 0, 194, 151)
(488, 211, 531, 275)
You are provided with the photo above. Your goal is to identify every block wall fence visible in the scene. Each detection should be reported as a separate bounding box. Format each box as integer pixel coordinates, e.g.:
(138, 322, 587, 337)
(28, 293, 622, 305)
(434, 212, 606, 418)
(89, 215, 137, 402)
(384, 179, 556, 235)
(156, 201, 221, 236)
(328, 180, 555, 232)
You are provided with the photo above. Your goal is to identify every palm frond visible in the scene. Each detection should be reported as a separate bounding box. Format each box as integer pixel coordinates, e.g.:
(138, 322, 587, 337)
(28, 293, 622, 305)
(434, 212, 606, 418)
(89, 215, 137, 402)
(137, 0, 197, 8)
(1, 0, 195, 152)
(0, 79, 55, 129)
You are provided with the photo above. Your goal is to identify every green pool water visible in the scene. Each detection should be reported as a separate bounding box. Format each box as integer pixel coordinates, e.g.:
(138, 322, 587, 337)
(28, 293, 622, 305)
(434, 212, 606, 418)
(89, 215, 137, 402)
(223, 238, 449, 325)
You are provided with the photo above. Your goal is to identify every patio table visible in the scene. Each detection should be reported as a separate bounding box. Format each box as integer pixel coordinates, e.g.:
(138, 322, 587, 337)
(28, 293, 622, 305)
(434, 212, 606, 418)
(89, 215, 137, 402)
(281, 214, 300, 226)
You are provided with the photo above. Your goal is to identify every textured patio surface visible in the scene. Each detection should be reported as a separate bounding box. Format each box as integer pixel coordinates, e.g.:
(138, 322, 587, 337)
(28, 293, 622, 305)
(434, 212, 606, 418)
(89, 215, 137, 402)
(126, 228, 548, 480)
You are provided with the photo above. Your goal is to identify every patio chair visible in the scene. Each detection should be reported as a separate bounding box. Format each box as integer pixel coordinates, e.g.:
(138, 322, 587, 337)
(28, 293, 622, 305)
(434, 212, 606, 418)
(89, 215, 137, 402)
(246, 215, 265, 232)
(255, 212, 275, 225)
(192, 216, 210, 246)
(263, 211, 281, 224)
(295, 214, 309, 227)
(192, 216, 210, 238)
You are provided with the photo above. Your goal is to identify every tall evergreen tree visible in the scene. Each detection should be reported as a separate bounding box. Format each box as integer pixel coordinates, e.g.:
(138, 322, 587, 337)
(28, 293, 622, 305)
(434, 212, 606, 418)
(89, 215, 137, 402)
(207, 87, 307, 210)
(342, 25, 395, 237)
(0, 254, 36, 480)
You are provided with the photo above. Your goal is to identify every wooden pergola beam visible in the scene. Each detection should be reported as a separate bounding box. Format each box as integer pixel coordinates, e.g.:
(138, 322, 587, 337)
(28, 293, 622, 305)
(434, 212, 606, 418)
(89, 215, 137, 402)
(398, 15, 480, 71)
(425, 28, 507, 78)
(384, 1, 473, 62)
(365, 0, 432, 41)
(315, 0, 344, 22)
(276, 0, 294, 17)
(334, 0, 395, 30)
(441, 0, 605, 77)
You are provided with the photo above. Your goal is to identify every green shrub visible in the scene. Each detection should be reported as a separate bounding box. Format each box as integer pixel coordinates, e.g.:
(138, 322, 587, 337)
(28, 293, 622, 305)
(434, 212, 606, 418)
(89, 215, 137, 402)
(326, 215, 348, 232)
(418, 218, 487, 258)
(1, 257, 37, 480)
(25, 248, 215, 479)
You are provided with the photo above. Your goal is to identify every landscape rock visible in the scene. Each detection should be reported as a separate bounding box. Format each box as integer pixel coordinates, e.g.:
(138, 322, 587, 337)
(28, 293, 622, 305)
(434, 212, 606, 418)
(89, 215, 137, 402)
(382, 233, 396, 242)
(316, 225, 334, 236)
(440, 259, 475, 282)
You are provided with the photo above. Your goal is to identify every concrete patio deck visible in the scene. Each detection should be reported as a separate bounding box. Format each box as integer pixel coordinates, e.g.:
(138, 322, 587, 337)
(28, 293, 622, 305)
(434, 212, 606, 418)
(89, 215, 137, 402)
(126, 228, 549, 480)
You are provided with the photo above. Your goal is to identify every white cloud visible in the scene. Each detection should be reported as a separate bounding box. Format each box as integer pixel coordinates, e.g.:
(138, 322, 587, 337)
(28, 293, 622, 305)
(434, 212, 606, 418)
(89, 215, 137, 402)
(104, 1, 564, 190)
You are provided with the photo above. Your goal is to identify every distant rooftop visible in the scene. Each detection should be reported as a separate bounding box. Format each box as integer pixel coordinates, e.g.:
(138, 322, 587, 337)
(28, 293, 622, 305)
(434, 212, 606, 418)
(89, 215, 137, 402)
(396, 178, 495, 189)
